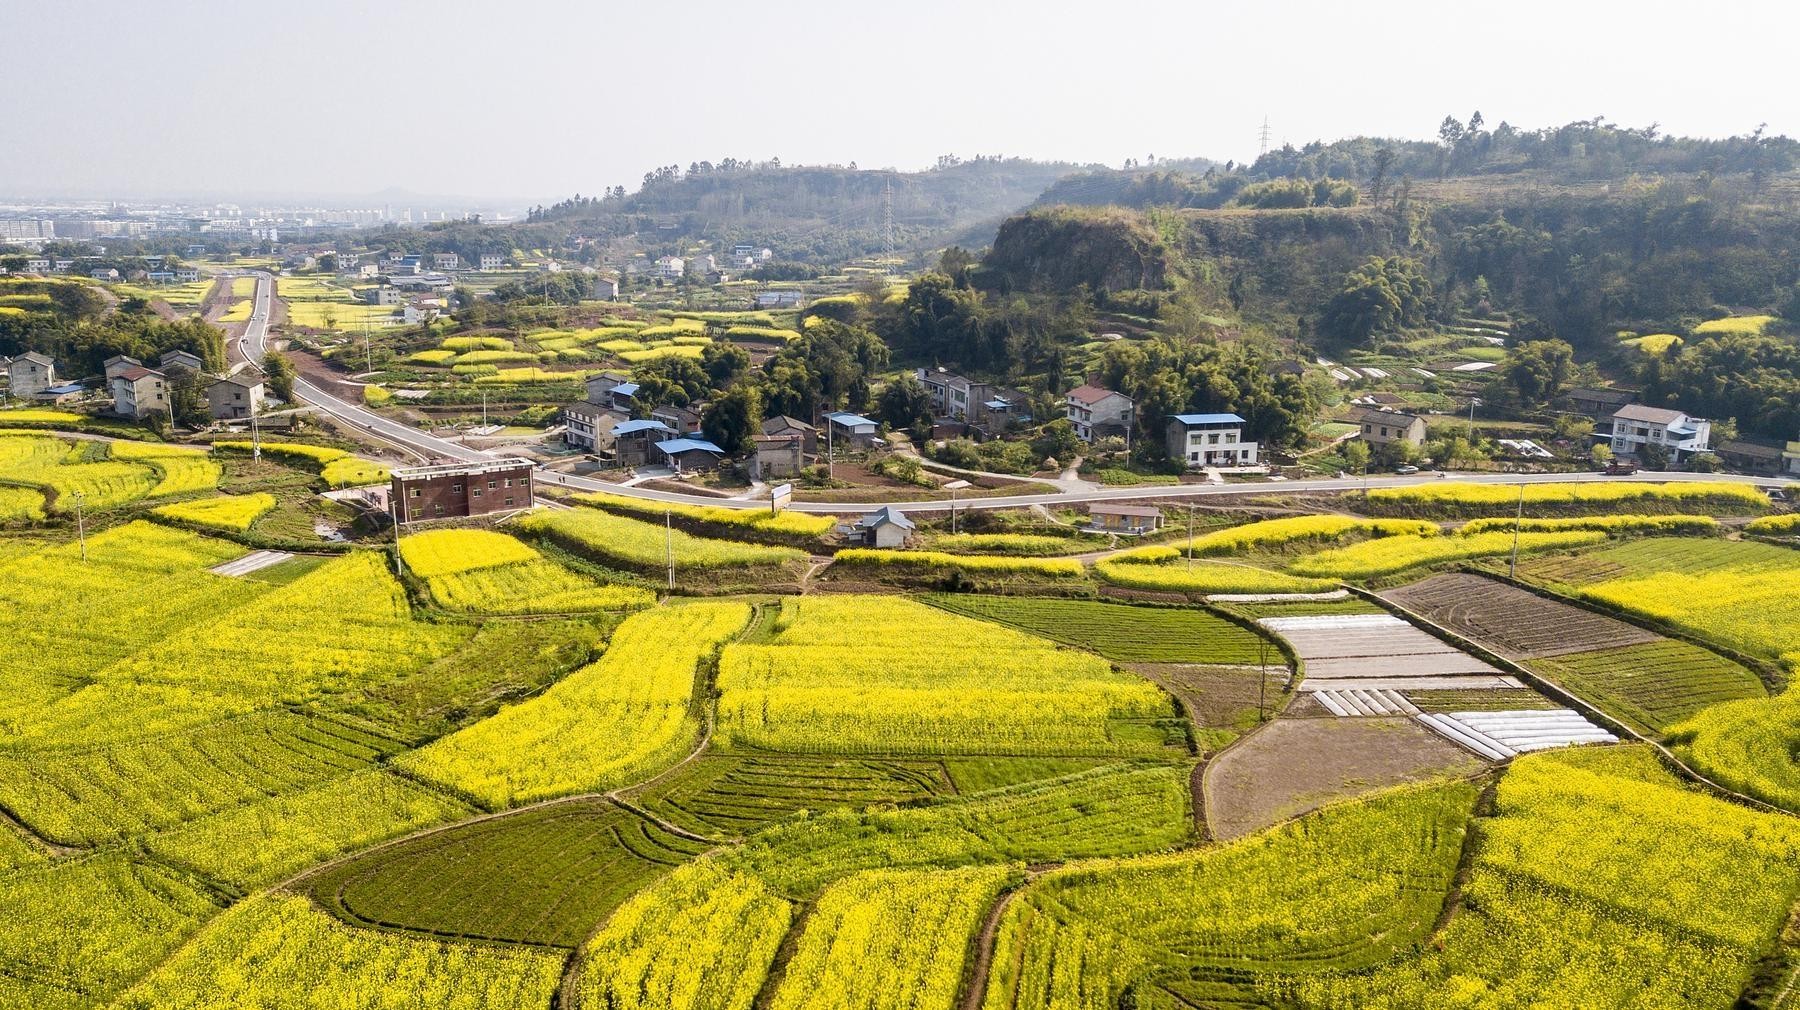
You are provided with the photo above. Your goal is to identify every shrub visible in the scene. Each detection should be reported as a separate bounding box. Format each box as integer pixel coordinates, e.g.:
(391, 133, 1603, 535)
(832, 549, 1086, 578)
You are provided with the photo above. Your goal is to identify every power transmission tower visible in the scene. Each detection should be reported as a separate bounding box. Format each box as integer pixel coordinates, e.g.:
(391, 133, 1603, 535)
(882, 178, 895, 274)
(1258, 116, 1272, 158)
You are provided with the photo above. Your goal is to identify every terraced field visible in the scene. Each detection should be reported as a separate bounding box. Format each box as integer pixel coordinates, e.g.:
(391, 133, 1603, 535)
(1384, 572, 1660, 658)
(924, 594, 1269, 664)
(306, 799, 710, 947)
(632, 754, 950, 837)
(1383, 572, 1767, 735)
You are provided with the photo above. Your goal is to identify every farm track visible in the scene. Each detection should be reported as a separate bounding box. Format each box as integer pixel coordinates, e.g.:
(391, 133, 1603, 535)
(960, 867, 1055, 1010)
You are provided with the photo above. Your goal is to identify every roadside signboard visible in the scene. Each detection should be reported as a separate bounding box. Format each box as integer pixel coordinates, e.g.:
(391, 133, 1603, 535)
(770, 482, 794, 512)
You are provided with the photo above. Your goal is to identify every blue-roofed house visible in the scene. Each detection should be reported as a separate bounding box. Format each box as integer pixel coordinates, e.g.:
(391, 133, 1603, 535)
(1165, 412, 1259, 468)
(613, 418, 676, 466)
(585, 372, 639, 411)
(33, 382, 86, 405)
(823, 410, 880, 449)
(656, 437, 725, 473)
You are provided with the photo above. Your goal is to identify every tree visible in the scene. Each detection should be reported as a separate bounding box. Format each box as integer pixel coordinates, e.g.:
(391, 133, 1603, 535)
(701, 385, 760, 455)
(1590, 442, 1614, 466)
(1490, 338, 1576, 408)
(1342, 438, 1371, 473)
(700, 342, 750, 390)
(168, 372, 210, 429)
(1369, 148, 1396, 207)
(263, 352, 295, 402)
(1317, 257, 1435, 347)
(876, 374, 932, 433)
(1034, 418, 1082, 464)
(1641, 442, 1671, 471)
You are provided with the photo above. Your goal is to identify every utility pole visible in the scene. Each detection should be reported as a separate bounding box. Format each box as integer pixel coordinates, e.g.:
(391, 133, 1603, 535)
(250, 406, 261, 463)
(945, 480, 971, 534)
(482, 389, 488, 429)
(1259, 115, 1272, 159)
(391, 492, 405, 576)
(1186, 503, 1195, 571)
(1258, 638, 1269, 722)
(664, 508, 675, 591)
(73, 490, 87, 562)
(825, 419, 834, 479)
(1509, 482, 1526, 579)
(882, 178, 896, 274)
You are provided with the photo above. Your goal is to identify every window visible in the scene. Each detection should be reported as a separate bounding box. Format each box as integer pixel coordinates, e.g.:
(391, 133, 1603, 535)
(451, 483, 462, 493)
(433, 504, 444, 516)
(503, 478, 511, 488)
(487, 480, 497, 489)
(504, 497, 515, 507)
(409, 488, 421, 498)
(410, 508, 422, 519)
(472, 488, 481, 498)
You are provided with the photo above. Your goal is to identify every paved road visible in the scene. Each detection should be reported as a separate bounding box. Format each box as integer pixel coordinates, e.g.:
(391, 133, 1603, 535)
(238, 271, 1790, 513)
(235, 272, 488, 465)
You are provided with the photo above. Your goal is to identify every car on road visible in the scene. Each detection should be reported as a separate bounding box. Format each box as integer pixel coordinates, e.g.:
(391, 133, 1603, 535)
(1604, 459, 1640, 476)
(1394, 464, 1420, 475)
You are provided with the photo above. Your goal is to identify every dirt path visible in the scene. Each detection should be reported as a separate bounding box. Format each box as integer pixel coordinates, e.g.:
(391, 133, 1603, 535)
(961, 866, 1054, 1010)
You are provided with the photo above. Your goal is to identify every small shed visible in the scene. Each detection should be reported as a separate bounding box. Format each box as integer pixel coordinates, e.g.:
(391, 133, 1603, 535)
(1087, 503, 1163, 534)
(656, 437, 725, 474)
(852, 506, 915, 548)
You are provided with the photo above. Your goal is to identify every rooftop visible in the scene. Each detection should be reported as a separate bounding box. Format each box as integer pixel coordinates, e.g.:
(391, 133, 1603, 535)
(1170, 412, 1246, 427)
(656, 437, 724, 455)
(824, 411, 876, 428)
(1065, 383, 1123, 405)
(392, 457, 535, 480)
(1611, 403, 1690, 425)
(858, 505, 914, 530)
(613, 419, 675, 436)
(1089, 503, 1162, 517)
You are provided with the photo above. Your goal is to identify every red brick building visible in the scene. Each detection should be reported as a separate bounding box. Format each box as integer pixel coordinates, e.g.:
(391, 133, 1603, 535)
(391, 458, 535, 523)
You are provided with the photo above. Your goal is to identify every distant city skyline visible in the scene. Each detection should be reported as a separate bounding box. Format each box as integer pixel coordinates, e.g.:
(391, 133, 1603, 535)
(3, 0, 1795, 204)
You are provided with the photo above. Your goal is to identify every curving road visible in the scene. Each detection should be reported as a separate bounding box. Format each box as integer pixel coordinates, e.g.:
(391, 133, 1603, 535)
(236, 273, 1791, 514)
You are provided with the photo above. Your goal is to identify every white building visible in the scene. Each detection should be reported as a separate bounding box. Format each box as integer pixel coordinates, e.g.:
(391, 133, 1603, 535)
(1064, 384, 1133, 441)
(1605, 404, 1712, 463)
(655, 256, 685, 280)
(478, 253, 504, 271)
(1165, 413, 1259, 468)
(7, 352, 56, 398)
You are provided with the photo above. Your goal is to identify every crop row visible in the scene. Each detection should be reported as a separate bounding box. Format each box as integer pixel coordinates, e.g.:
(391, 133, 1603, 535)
(925, 594, 1268, 665)
(982, 780, 1477, 1010)
(1287, 530, 1606, 579)
(1360, 479, 1769, 515)
(1280, 750, 1800, 1008)
(0, 853, 220, 1009)
(308, 799, 709, 947)
(572, 858, 792, 1010)
(635, 755, 948, 838)
(1532, 640, 1765, 736)
(714, 597, 1172, 756)
(110, 894, 565, 1010)
(399, 601, 749, 808)
(1457, 513, 1717, 536)
(518, 507, 805, 571)
(771, 866, 1015, 1010)
(725, 763, 1192, 898)
(1115, 515, 1438, 562)
(832, 548, 1086, 577)
(1093, 557, 1338, 595)
(573, 490, 835, 540)
(151, 492, 276, 532)
(0, 709, 399, 846)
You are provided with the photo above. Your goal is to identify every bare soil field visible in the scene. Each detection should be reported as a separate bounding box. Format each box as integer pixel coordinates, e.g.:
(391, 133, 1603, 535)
(1202, 717, 1484, 840)
(1382, 573, 1658, 659)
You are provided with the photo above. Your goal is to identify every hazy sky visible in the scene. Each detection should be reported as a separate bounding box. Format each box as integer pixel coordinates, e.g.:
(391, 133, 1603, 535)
(3, 0, 1796, 205)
